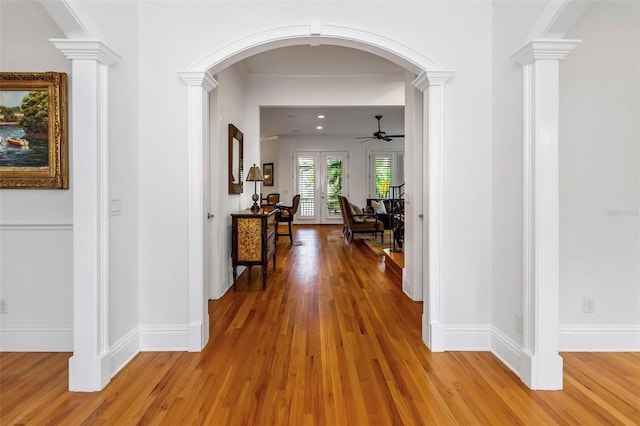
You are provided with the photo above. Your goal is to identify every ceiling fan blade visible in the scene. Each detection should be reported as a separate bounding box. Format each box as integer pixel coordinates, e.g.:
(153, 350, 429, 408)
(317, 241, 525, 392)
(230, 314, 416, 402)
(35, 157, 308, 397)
(383, 137, 393, 142)
(385, 135, 404, 138)
(355, 136, 375, 139)
(359, 138, 375, 143)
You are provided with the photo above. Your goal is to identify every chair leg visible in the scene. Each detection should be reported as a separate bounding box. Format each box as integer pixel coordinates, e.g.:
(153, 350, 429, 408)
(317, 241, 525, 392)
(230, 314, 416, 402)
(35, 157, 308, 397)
(288, 220, 293, 245)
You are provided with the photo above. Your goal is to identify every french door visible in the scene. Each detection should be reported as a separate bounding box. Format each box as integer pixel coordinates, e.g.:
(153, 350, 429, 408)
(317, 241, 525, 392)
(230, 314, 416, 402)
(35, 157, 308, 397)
(293, 151, 348, 224)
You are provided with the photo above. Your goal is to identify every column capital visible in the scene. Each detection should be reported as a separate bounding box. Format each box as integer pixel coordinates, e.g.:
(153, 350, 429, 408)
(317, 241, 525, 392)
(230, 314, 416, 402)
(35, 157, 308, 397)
(178, 71, 219, 92)
(511, 39, 581, 66)
(412, 70, 455, 92)
(51, 39, 120, 65)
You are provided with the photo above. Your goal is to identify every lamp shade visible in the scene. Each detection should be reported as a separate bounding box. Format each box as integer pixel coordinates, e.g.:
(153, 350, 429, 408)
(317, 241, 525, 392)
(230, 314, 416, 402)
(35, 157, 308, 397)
(246, 164, 263, 182)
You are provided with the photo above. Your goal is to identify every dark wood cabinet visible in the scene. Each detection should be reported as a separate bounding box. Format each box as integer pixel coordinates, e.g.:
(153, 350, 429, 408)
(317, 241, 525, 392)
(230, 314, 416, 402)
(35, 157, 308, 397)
(231, 207, 277, 290)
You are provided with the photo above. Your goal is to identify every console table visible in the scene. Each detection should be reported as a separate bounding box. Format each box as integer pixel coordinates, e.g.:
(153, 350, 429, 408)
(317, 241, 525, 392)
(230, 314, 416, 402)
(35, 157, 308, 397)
(230, 206, 277, 290)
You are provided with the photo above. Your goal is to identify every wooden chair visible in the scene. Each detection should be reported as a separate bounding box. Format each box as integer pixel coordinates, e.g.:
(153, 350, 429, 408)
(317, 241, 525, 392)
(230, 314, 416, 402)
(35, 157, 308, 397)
(338, 196, 384, 243)
(276, 194, 300, 245)
(262, 193, 280, 206)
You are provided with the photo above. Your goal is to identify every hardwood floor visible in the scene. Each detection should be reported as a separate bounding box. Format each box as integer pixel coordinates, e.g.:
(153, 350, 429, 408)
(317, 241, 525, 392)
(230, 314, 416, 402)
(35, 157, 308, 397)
(1, 224, 639, 425)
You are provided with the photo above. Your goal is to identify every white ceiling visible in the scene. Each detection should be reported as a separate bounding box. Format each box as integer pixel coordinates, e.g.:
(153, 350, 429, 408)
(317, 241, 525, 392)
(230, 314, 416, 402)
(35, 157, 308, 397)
(238, 45, 406, 141)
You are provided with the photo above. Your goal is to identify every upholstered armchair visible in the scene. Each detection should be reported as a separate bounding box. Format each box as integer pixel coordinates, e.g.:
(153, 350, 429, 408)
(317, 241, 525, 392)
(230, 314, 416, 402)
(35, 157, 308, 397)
(338, 196, 384, 243)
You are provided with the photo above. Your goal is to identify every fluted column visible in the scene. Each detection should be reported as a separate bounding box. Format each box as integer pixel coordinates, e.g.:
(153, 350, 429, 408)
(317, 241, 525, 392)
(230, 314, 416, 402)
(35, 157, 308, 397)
(413, 70, 455, 352)
(52, 39, 120, 391)
(512, 39, 580, 390)
(178, 71, 218, 351)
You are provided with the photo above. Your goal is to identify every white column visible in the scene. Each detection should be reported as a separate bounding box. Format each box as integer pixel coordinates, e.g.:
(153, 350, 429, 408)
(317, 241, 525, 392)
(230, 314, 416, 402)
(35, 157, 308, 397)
(413, 70, 455, 352)
(178, 71, 218, 351)
(512, 39, 580, 390)
(52, 39, 120, 391)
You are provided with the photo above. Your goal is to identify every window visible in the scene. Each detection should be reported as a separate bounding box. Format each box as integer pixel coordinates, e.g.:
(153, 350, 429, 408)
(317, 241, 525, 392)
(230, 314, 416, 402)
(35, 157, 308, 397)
(375, 156, 392, 198)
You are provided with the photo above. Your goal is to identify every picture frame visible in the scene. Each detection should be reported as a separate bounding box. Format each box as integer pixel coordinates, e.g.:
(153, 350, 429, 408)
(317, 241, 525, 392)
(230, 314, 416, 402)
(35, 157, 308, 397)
(0, 72, 68, 189)
(263, 162, 274, 186)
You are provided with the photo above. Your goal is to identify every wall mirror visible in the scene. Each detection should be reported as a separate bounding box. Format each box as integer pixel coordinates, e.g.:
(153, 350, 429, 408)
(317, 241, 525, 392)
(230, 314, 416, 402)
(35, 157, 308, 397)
(228, 123, 243, 194)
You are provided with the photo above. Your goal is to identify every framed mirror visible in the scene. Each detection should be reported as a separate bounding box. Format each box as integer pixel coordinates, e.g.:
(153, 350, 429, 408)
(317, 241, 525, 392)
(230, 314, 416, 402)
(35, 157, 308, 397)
(228, 123, 243, 194)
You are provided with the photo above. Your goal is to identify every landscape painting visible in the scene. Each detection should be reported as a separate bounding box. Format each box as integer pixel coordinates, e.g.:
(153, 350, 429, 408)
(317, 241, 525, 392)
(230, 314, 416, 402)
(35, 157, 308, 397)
(0, 72, 68, 189)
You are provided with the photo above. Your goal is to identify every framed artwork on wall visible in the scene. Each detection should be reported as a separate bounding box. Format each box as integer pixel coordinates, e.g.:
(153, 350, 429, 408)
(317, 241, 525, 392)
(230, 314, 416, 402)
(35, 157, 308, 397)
(263, 162, 273, 186)
(0, 72, 68, 189)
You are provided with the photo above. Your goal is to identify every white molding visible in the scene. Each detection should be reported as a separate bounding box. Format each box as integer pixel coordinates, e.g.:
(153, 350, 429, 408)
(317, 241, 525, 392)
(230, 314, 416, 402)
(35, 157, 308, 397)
(514, 37, 580, 391)
(511, 39, 581, 65)
(0, 326, 73, 352)
(247, 73, 406, 83)
(50, 39, 120, 64)
(0, 221, 72, 230)
(525, 0, 594, 41)
(139, 324, 189, 351)
(179, 77, 215, 353)
(188, 23, 442, 75)
(53, 38, 116, 392)
(490, 327, 523, 380)
(559, 325, 640, 352)
(444, 325, 492, 350)
(109, 327, 140, 378)
(177, 71, 218, 91)
(39, 0, 104, 39)
(416, 71, 454, 352)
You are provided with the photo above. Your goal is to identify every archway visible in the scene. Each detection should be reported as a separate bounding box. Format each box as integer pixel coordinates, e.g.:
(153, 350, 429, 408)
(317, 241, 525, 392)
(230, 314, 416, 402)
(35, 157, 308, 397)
(178, 22, 455, 353)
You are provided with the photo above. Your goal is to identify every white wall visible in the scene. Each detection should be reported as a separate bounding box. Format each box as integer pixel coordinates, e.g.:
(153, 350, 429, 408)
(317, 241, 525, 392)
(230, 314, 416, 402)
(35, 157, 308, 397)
(559, 1, 640, 350)
(213, 65, 249, 297)
(0, 0, 73, 351)
(491, 0, 548, 348)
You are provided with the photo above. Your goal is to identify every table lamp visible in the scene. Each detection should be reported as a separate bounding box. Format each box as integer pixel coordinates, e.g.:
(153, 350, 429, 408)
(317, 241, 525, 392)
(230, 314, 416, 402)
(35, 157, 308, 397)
(245, 164, 264, 213)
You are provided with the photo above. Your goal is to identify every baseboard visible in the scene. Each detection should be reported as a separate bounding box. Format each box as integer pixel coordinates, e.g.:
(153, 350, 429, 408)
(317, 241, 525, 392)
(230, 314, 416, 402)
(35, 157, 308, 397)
(443, 324, 492, 350)
(109, 326, 140, 378)
(0, 326, 73, 351)
(139, 324, 189, 351)
(490, 327, 522, 379)
(559, 324, 640, 351)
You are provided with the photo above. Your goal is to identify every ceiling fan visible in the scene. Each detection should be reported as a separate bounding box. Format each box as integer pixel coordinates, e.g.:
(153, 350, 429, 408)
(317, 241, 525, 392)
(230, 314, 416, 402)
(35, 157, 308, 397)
(356, 115, 404, 142)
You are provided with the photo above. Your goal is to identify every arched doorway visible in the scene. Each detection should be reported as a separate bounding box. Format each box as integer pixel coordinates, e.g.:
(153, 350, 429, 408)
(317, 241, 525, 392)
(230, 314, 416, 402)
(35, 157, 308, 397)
(178, 23, 454, 353)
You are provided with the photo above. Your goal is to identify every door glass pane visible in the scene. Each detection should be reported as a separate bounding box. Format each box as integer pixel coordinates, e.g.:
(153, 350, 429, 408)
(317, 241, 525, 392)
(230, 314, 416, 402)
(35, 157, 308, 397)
(297, 156, 315, 217)
(326, 156, 343, 218)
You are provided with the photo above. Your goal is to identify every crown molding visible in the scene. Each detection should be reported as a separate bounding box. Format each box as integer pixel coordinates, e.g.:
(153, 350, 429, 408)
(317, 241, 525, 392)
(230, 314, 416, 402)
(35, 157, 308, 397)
(50, 39, 120, 65)
(511, 39, 581, 65)
(177, 71, 219, 92)
(412, 70, 455, 92)
(247, 72, 405, 83)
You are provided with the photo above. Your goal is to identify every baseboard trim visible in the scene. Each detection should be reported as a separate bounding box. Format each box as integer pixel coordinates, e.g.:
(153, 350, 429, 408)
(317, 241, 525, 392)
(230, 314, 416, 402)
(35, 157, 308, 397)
(559, 324, 640, 351)
(139, 324, 189, 351)
(490, 327, 523, 379)
(109, 326, 140, 378)
(444, 324, 492, 350)
(0, 326, 73, 351)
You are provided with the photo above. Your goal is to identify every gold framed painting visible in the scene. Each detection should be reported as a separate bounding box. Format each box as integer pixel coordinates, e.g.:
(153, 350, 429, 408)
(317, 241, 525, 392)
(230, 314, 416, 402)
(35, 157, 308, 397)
(0, 72, 68, 189)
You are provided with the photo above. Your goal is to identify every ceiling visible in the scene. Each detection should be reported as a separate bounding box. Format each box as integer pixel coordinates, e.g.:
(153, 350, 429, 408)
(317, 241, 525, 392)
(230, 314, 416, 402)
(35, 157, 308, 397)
(238, 45, 406, 141)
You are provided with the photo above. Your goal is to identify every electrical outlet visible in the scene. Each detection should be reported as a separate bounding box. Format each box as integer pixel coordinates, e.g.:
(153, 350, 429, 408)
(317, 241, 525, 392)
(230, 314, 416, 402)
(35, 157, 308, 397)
(583, 297, 595, 313)
(0, 298, 6, 314)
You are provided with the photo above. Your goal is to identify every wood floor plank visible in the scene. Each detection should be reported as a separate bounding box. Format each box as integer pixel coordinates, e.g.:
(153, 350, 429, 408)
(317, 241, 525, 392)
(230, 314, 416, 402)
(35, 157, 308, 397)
(1, 225, 639, 425)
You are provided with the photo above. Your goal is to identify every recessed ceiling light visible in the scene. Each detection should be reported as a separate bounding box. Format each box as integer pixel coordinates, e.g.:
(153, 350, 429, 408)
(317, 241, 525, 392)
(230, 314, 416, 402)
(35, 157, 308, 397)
(317, 115, 325, 119)
(288, 114, 296, 118)
(292, 129, 299, 133)
(316, 126, 323, 130)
